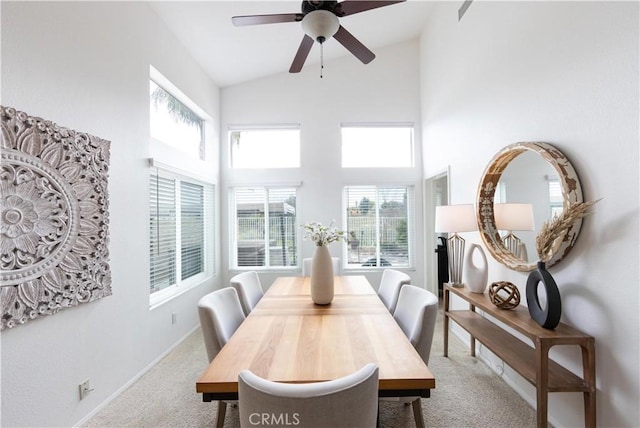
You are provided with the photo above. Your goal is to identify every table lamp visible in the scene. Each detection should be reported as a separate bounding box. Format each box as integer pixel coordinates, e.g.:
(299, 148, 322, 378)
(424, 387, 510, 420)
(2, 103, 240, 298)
(494, 203, 534, 260)
(435, 204, 477, 287)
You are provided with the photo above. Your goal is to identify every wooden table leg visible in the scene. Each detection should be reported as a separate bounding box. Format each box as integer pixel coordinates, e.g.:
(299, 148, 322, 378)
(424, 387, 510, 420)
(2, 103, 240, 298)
(534, 340, 550, 428)
(581, 338, 597, 428)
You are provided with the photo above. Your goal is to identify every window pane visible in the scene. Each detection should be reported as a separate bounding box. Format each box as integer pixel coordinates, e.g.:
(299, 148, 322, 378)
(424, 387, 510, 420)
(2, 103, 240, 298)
(233, 187, 297, 268)
(493, 181, 507, 204)
(230, 129, 300, 168)
(150, 174, 176, 293)
(379, 187, 409, 267)
(342, 126, 413, 167)
(549, 179, 563, 217)
(150, 170, 214, 299)
(267, 188, 297, 267)
(150, 80, 204, 159)
(344, 186, 412, 268)
(235, 188, 266, 266)
(181, 181, 204, 280)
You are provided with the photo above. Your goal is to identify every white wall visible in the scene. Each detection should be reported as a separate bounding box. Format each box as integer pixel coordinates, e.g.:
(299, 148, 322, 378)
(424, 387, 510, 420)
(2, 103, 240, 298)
(220, 40, 424, 291)
(1, 3, 221, 426)
(420, 1, 639, 426)
(3, 1, 638, 427)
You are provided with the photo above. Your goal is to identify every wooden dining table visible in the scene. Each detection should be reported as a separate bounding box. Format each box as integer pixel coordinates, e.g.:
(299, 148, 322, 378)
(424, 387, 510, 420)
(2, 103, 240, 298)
(196, 275, 436, 401)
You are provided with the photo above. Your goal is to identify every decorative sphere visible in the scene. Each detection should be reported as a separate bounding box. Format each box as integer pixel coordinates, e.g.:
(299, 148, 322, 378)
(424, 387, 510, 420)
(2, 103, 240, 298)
(489, 281, 520, 310)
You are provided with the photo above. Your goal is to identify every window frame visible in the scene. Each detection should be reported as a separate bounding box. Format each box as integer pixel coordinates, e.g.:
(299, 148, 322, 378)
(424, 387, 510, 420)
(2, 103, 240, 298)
(229, 185, 300, 271)
(149, 162, 215, 308)
(342, 184, 415, 271)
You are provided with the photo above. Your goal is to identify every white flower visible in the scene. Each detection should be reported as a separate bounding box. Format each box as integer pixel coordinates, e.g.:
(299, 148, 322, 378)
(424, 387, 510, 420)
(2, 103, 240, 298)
(302, 221, 346, 247)
(0, 180, 57, 255)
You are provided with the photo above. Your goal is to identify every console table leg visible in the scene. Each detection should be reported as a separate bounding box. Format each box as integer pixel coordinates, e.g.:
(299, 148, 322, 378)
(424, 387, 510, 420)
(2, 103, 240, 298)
(443, 288, 449, 357)
(581, 339, 597, 428)
(535, 340, 550, 428)
(469, 303, 476, 357)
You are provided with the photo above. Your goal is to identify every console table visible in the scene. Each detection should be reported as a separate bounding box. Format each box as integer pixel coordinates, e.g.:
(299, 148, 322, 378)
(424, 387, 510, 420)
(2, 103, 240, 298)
(443, 285, 596, 428)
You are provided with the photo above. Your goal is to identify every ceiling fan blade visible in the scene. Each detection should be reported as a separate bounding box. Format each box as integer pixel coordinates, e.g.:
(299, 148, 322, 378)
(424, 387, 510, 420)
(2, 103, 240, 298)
(335, 0, 406, 17)
(232, 13, 303, 26)
(333, 25, 375, 64)
(289, 35, 315, 73)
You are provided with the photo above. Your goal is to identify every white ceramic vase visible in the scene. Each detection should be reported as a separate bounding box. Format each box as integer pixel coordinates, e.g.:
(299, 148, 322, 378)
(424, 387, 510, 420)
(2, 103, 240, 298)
(310, 245, 334, 305)
(464, 243, 488, 293)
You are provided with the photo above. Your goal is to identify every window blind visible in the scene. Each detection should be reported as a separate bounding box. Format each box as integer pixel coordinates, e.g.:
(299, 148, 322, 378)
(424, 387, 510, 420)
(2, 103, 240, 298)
(233, 187, 297, 268)
(150, 174, 176, 293)
(548, 179, 563, 217)
(344, 185, 413, 268)
(181, 181, 205, 280)
(150, 171, 214, 296)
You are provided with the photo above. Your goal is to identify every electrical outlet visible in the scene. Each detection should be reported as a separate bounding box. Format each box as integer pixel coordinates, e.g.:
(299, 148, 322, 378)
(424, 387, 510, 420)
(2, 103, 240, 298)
(79, 379, 93, 400)
(172, 312, 177, 324)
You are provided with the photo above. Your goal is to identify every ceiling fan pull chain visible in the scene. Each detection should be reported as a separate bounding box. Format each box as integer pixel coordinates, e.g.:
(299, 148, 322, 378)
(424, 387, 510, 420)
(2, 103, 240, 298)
(320, 42, 324, 78)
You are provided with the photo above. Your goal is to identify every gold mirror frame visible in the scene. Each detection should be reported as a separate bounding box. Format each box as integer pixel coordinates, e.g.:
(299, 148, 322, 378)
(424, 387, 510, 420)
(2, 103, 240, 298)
(477, 142, 583, 272)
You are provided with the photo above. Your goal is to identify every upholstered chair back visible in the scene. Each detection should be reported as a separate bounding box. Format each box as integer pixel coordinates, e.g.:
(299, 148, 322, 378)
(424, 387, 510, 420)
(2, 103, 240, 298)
(238, 363, 379, 428)
(230, 271, 264, 316)
(197, 287, 246, 362)
(393, 284, 439, 365)
(377, 269, 411, 314)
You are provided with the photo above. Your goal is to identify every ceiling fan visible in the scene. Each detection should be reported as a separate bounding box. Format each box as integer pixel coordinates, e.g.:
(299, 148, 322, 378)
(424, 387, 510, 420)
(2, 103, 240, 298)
(232, 1, 406, 74)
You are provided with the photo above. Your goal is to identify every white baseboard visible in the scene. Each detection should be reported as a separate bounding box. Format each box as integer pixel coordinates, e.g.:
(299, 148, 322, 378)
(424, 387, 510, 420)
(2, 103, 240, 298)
(73, 324, 200, 427)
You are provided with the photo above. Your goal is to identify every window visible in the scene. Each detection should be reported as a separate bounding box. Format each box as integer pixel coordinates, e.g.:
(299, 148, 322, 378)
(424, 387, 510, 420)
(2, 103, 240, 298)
(494, 181, 507, 204)
(341, 125, 414, 167)
(150, 168, 214, 303)
(343, 185, 414, 268)
(231, 187, 298, 269)
(150, 79, 204, 160)
(229, 127, 300, 168)
(548, 178, 563, 217)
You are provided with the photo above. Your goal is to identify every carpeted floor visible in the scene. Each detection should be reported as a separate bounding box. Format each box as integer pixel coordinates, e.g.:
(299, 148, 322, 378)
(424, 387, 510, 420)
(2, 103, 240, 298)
(85, 309, 538, 427)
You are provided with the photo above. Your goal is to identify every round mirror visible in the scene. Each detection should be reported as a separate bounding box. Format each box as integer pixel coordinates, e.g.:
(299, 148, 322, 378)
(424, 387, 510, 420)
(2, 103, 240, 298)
(477, 142, 583, 272)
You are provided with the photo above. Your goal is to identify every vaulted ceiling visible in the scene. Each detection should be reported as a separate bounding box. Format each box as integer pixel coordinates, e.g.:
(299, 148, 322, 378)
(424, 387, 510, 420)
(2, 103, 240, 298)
(149, 1, 434, 87)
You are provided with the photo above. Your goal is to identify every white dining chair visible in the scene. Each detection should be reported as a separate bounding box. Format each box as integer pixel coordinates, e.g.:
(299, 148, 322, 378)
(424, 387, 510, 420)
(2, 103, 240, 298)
(302, 257, 340, 276)
(238, 363, 379, 428)
(197, 287, 246, 428)
(389, 284, 439, 428)
(377, 268, 411, 314)
(230, 271, 264, 316)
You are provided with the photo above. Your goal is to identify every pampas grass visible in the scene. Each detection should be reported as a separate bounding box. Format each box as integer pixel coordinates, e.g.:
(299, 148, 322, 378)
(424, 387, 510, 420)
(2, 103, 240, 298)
(536, 199, 601, 262)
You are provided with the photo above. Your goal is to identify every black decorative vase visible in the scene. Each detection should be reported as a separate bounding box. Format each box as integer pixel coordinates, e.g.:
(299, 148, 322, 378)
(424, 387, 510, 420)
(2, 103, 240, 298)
(526, 261, 561, 329)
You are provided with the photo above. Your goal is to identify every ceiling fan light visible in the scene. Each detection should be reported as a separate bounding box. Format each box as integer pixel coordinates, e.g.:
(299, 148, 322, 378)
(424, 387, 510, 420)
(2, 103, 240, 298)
(301, 10, 339, 43)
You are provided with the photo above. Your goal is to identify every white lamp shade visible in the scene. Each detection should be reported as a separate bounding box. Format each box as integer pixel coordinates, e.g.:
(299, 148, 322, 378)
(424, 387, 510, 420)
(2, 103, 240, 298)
(435, 204, 477, 233)
(301, 10, 339, 42)
(494, 203, 535, 231)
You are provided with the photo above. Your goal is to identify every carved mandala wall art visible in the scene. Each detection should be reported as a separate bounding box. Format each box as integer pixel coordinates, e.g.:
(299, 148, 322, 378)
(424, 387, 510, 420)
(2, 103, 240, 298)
(1, 105, 111, 330)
